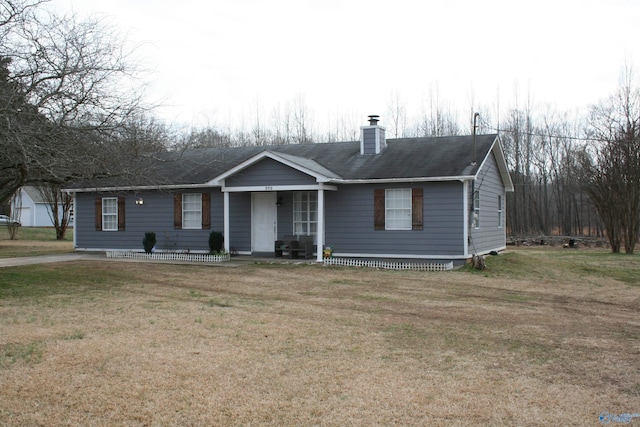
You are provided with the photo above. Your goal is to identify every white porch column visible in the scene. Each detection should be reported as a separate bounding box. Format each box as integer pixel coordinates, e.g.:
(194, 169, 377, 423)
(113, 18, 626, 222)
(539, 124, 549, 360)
(72, 192, 77, 249)
(223, 190, 230, 252)
(316, 187, 325, 262)
(462, 180, 469, 257)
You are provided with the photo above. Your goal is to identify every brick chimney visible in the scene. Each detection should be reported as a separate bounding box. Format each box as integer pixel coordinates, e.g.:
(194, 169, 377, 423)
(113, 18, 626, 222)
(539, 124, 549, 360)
(360, 115, 386, 155)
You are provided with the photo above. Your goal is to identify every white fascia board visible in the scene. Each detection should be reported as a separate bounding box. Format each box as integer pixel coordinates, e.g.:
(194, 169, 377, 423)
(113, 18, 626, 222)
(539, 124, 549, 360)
(208, 151, 333, 185)
(329, 175, 475, 185)
(477, 136, 514, 192)
(62, 183, 221, 194)
(222, 184, 338, 193)
(66, 176, 472, 192)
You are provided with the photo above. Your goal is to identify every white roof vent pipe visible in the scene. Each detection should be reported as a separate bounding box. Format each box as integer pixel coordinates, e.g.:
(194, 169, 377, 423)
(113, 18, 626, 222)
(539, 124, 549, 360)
(360, 115, 386, 155)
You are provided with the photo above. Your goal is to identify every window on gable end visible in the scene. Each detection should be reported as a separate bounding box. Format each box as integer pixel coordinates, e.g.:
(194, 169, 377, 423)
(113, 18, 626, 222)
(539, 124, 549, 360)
(473, 190, 480, 229)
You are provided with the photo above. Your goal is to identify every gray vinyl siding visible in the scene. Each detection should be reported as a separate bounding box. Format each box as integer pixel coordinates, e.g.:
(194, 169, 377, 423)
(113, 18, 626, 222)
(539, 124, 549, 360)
(74, 189, 223, 251)
(469, 152, 507, 254)
(362, 128, 376, 155)
(226, 158, 316, 187)
(228, 192, 251, 252)
(325, 182, 464, 256)
(275, 192, 294, 238)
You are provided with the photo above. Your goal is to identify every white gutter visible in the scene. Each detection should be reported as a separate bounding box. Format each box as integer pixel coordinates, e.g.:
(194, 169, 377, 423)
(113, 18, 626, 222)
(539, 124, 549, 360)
(327, 175, 476, 185)
(62, 183, 221, 193)
(64, 176, 476, 193)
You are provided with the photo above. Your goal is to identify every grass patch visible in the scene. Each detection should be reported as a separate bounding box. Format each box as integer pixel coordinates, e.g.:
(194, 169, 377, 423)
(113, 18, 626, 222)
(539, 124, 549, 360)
(207, 297, 232, 308)
(64, 331, 85, 340)
(481, 249, 640, 285)
(0, 263, 127, 301)
(0, 250, 639, 425)
(188, 289, 206, 298)
(0, 227, 70, 242)
(0, 341, 44, 367)
(357, 293, 394, 302)
(500, 292, 536, 302)
(0, 227, 73, 258)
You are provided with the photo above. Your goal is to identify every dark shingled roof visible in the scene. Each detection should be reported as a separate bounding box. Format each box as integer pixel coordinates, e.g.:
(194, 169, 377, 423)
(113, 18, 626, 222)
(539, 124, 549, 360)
(68, 134, 499, 189)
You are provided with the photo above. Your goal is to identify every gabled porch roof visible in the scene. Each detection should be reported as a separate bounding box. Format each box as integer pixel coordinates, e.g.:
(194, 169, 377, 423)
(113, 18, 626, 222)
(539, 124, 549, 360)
(209, 150, 342, 186)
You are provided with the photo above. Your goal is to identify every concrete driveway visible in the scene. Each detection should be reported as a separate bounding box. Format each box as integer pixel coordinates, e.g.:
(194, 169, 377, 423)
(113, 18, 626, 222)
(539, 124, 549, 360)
(0, 253, 104, 268)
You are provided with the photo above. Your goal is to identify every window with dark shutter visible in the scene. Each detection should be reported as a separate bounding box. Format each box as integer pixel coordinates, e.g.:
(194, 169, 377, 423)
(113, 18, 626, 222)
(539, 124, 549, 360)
(202, 193, 210, 230)
(117, 197, 126, 231)
(174, 194, 183, 229)
(175, 193, 208, 229)
(96, 197, 125, 231)
(374, 189, 385, 230)
(95, 198, 102, 231)
(411, 188, 423, 230)
(374, 188, 423, 230)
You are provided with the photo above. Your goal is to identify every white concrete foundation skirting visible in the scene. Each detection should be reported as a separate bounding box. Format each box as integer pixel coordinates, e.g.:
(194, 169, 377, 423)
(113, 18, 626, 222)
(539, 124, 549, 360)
(322, 257, 453, 271)
(106, 251, 230, 263)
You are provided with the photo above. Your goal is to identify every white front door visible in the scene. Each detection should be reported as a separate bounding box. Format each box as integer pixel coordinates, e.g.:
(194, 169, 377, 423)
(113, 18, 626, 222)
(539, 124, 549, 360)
(251, 192, 277, 253)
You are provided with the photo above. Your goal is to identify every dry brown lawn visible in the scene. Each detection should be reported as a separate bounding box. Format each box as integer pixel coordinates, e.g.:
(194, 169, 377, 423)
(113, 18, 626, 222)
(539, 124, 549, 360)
(0, 228, 73, 258)
(1, 250, 639, 426)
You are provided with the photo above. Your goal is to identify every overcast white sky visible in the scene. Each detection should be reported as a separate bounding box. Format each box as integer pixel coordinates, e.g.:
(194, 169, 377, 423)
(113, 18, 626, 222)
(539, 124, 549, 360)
(51, 0, 640, 129)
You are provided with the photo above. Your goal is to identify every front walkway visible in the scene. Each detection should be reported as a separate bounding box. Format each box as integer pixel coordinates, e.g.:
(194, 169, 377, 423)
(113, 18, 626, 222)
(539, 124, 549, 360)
(0, 252, 317, 268)
(0, 253, 102, 268)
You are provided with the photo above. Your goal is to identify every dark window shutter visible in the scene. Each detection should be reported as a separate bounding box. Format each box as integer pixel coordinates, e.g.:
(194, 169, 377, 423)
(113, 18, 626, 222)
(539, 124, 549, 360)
(95, 198, 102, 231)
(117, 197, 126, 231)
(374, 189, 385, 230)
(202, 193, 210, 230)
(412, 188, 423, 230)
(174, 194, 182, 229)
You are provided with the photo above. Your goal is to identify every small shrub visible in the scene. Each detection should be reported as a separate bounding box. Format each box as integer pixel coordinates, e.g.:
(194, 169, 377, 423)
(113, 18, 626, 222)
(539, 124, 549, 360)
(143, 232, 156, 254)
(209, 231, 223, 253)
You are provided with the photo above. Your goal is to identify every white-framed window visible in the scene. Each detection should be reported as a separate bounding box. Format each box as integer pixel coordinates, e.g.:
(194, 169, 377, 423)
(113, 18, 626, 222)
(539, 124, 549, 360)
(473, 190, 480, 229)
(386, 188, 412, 230)
(293, 191, 317, 239)
(102, 197, 118, 231)
(498, 195, 503, 228)
(182, 193, 202, 229)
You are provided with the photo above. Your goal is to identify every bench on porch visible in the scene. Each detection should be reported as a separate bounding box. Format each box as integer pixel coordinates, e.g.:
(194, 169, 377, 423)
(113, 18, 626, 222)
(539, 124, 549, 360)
(275, 235, 314, 259)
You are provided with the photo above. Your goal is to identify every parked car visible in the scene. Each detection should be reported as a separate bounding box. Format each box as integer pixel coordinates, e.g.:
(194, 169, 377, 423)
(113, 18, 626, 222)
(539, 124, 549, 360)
(0, 214, 21, 226)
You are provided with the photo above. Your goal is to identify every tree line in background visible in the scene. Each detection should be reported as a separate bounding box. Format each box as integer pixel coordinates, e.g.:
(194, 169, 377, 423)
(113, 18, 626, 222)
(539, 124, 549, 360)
(173, 78, 640, 253)
(1, 0, 639, 253)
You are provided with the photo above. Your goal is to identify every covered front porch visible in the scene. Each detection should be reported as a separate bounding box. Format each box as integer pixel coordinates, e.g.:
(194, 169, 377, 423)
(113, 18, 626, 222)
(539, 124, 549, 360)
(209, 150, 341, 262)
(221, 184, 337, 263)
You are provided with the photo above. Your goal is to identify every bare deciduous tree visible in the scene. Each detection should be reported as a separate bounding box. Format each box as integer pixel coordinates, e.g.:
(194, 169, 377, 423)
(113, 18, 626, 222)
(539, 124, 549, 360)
(386, 90, 407, 138)
(292, 94, 313, 144)
(37, 183, 72, 240)
(581, 67, 640, 253)
(0, 1, 147, 207)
